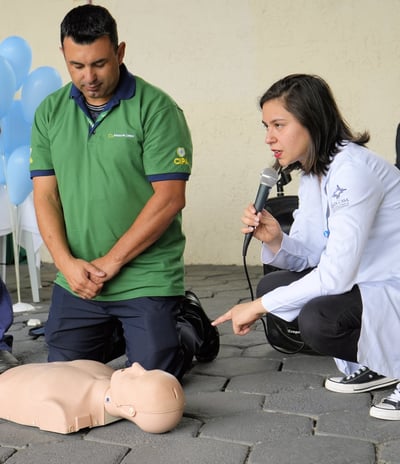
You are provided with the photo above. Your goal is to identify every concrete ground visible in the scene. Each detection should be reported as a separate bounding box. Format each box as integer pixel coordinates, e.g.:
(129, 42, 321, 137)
(1, 262, 400, 464)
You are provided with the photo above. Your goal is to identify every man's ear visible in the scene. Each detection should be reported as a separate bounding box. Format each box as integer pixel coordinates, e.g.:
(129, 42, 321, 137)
(117, 41, 126, 64)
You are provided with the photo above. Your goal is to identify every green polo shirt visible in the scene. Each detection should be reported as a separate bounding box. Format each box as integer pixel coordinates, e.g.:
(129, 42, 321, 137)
(30, 65, 192, 300)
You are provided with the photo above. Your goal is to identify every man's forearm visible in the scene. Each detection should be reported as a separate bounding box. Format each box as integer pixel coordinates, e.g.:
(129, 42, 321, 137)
(33, 194, 72, 271)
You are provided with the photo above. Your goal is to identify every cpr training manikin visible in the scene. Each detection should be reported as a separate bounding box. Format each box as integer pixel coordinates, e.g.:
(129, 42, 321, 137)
(0, 360, 185, 434)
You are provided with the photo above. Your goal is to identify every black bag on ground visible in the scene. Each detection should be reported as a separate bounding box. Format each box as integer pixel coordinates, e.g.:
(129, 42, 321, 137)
(262, 312, 319, 355)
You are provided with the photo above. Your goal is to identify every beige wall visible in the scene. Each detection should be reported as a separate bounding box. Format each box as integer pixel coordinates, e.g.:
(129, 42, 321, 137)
(1, 0, 399, 265)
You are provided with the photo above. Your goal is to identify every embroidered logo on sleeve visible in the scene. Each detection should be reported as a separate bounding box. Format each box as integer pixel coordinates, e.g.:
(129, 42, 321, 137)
(173, 147, 189, 166)
(331, 184, 349, 211)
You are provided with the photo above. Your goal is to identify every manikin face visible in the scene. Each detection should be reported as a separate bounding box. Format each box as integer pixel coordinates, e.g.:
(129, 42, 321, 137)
(110, 363, 184, 412)
(113, 362, 147, 383)
(261, 98, 311, 167)
(108, 363, 185, 433)
(61, 35, 125, 105)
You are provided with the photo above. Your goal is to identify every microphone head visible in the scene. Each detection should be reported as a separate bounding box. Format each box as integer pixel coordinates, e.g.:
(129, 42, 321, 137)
(260, 167, 279, 188)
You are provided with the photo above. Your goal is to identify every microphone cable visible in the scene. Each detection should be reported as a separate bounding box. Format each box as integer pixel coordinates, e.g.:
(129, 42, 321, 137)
(241, 167, 304, 354)
(242, 166, 283, 302)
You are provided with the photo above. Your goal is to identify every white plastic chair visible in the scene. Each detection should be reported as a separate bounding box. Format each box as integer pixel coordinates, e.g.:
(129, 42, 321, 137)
(0, 188, 42, 303)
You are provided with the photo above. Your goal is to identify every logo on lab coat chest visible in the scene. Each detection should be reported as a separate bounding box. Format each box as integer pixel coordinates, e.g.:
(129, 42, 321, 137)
(331, 184, 349, 211)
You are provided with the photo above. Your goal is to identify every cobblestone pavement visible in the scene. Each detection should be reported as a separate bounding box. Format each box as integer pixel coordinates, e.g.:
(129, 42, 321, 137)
(1, 263, 399, 464)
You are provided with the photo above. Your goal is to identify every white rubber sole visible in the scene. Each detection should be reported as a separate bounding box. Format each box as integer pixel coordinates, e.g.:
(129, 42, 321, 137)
(370, 405, 400, 420)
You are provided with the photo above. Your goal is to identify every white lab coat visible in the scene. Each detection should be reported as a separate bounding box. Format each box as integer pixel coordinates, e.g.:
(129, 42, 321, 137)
(261, 142, 400, 378)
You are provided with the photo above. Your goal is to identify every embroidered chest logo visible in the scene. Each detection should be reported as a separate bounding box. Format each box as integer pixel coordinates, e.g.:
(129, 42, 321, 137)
(331, 184, 349, 211)
(107, 133, 136, 139)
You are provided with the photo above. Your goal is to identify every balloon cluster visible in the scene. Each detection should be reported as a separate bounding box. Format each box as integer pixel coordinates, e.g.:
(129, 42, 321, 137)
(0, 36, 62, 205)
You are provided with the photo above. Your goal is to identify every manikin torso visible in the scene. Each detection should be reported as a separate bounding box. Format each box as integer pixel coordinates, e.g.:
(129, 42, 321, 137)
(0, 360, 185, 434)
(0, 361, 117, 433)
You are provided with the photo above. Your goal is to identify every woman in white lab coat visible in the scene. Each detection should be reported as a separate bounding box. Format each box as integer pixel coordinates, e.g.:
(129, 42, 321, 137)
(213, 74, 400, 421)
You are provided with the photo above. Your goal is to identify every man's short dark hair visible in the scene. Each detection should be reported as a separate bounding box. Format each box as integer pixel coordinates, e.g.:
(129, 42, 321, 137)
(60, 4, 118, 50)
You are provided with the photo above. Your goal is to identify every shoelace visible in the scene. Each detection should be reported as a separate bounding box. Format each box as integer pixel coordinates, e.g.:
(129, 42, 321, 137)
(385, 383, 400, 403)
(344, 366, 368, 380)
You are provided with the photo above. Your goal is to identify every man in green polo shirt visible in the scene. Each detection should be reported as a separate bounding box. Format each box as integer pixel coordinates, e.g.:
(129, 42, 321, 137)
(30, 4, 219, 380)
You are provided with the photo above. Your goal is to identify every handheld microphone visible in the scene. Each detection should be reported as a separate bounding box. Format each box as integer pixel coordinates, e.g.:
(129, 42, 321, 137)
(242, 167, 279, 257)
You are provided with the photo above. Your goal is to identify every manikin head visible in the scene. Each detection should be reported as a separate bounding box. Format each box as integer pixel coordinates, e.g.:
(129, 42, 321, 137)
(106, 363, 185, 433)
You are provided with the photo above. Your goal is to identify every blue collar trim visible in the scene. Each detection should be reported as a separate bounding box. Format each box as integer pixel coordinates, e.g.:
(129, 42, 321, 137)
(70, 63, 136, 114)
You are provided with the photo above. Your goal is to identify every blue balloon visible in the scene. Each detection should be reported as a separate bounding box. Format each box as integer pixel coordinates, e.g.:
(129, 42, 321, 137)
(6, 145, 32, 205)
(21, 66, 62, 124)
(0, 56, 16, 119)
(1, 100, 31, 157)
(0, 155, 6, 186)
(0, 36, 32, 90)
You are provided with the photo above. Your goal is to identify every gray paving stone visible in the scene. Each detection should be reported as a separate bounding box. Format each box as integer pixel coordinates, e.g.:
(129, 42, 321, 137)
(186, 287, 215, 299)
(184, 391, 264, 419)
(242, 343, 287, 359)
(0, 447, 14, 463)
(200, 410, 313, 444)
(377, 439, 400, 463)
(182, 373, 227, 393)
(263, 387, 370, 416)
(0, 421, 66, 447)
(11, 339, 48, 364)
(227, 370, 324, 394)
(190, 356, 280, 377)
(249, 436, 375, 464)
(120, 437, 249, 464)
(85, 416, 201, 446)
(220, 326, 267, 348)
(215, 343, 243, 358)
(3, 441, 129, 464)
(282, 354, 339, 376)
(317, 409, 400, 443)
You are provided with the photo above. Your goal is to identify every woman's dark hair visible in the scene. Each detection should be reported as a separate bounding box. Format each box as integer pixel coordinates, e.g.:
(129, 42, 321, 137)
(60, 4, 118, 51)
(259, 74, 370, 175)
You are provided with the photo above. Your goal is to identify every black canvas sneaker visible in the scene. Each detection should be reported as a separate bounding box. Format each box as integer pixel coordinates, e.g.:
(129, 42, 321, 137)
(370, 383, 400, 420)
(325, 366, 398, 393)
